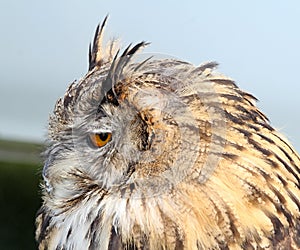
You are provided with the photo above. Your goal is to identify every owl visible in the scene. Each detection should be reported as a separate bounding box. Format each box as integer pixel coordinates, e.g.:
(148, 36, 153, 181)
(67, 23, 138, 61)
(36, 16, 300, 249)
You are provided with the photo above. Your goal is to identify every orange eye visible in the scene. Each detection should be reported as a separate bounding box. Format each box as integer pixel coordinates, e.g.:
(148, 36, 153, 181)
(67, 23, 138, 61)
(88, 132, 112, 148)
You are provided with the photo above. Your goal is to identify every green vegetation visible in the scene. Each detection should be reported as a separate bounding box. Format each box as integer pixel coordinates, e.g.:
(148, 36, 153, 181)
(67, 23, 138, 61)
(0, 139, 43, 153)
(0, 139, 42, 250)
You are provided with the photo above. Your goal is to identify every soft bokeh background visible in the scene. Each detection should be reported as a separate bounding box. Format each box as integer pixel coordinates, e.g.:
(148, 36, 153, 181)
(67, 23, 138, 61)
(0, 1, 299, 249)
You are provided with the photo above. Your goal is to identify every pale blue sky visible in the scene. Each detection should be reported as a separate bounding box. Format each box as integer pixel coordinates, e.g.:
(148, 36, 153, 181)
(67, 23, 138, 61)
(0, 1, 299, 151)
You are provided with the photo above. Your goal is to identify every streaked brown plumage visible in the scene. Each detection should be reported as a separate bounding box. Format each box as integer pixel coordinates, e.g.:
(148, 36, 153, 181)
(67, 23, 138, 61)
(36, 17, 300, 249)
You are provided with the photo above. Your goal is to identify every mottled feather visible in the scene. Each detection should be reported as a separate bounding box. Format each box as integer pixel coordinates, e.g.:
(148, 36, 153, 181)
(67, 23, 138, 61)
(36, 17, 300, 250)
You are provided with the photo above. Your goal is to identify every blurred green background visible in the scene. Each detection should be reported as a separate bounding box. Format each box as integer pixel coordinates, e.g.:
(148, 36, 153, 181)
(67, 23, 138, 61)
(0, 139, 42, 249)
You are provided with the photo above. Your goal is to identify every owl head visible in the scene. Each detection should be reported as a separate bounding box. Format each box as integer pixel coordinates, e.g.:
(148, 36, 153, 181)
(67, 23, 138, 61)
(42, 16, 227, 203)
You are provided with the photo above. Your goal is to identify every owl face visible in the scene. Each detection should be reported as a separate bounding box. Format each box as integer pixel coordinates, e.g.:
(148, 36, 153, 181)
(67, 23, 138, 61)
(44, 53, 223, 201)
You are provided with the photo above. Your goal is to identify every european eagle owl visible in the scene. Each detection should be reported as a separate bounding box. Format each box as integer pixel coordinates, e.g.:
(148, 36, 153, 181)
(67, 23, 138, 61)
(36, 17, 300, 249)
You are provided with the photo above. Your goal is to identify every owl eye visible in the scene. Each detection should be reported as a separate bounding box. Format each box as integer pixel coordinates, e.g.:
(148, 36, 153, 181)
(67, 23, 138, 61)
(87, 132, 112, 148)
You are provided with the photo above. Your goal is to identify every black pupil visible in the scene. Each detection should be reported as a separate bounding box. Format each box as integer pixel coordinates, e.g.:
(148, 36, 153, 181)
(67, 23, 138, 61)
(98, 133, 108, 141)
